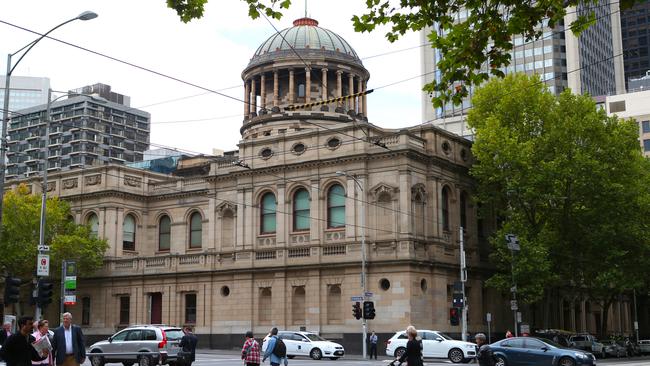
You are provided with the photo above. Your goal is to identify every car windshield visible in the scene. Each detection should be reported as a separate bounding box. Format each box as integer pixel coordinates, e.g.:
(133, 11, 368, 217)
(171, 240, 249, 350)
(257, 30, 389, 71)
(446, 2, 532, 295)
(539, 339, 565, 349)
(435, 332, 454, 340)
(571, 336, 586, 341)
(305, 334, 326, 342)
(165, 329, 184, 340)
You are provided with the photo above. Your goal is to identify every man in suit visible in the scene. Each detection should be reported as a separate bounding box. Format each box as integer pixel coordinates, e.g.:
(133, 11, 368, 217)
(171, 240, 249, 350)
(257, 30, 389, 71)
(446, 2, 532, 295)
(178, 325, 198, 366)
(51, 312, 86, 366)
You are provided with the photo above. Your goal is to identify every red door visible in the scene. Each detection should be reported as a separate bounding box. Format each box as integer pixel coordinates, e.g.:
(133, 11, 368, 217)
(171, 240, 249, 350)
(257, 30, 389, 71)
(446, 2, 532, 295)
(151, 292, 162, 324)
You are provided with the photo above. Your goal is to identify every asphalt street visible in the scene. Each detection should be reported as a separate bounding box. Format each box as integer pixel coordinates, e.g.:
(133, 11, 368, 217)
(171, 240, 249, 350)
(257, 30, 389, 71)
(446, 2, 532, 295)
(75, 351, 650, 366)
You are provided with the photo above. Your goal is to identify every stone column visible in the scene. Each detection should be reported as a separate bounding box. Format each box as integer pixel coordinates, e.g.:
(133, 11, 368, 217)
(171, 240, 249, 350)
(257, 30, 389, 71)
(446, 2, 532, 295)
(244, 80, 251, 117)
(362, 80, 368, 116)
(273, 70, 279, 108)
(289, 69, 295, 104)
(277, 184, 286, 245)
(348, 73, 355, 112)
(336, 70, 343, 109)
(260, 73, 266, 110)
(321, 68, 328, 101)
(357, 78, 363, 115)
(251, 76, 257, 115)
(305, 67, 312, 106)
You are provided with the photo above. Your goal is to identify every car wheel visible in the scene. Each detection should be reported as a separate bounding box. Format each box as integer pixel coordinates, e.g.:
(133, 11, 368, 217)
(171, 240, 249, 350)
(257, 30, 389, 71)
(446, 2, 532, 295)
(310, 348, 323, 360)
(448, 348, 464, 363)
(329, 357, 339, 360)
(558, 356, 576, 366)
(90, 351, 105, 366)
(495, 355, 507, 366)
(138, 355, 152, 366)
(394, 347, 406, 359)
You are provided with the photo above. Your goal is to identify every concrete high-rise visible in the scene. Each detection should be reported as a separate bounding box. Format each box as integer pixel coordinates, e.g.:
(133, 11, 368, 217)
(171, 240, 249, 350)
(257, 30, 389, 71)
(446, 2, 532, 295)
(5, 83, 150, 179)
(421, 1, 625, 137)
(621, 1, 650, 89)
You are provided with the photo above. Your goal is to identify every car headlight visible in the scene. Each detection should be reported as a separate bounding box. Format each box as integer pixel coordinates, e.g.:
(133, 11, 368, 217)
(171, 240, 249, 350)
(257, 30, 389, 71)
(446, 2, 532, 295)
(574, 352, 588, 359)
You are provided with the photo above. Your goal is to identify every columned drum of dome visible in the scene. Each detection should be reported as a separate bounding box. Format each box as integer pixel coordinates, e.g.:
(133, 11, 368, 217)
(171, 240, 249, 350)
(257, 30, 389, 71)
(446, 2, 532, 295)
(241, 17, 370, 139)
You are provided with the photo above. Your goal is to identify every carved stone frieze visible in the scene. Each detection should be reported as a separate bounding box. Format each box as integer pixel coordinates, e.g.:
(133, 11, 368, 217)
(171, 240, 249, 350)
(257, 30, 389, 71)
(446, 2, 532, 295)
(63, 178, 78, 189)
(46, 182, 56, 192)
(124, 175, 142, 187)
(85, 174, 102, 186)
(370, 183, 398, 201)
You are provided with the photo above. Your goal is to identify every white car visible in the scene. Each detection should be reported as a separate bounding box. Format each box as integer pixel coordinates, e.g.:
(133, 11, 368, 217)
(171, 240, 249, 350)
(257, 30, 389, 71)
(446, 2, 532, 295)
(385, 330, 477, 363)
(269, 331, 345, 360)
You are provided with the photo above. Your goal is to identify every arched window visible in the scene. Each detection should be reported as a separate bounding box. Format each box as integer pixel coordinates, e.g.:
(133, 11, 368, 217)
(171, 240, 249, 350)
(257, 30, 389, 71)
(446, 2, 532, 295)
(123, 214, 136, 251)
(460, 191, 468, 230)
(221, 210, 234, 249)
(442, 186, 451, 231)
(261, 192, 277, 234)
(259, 288, 272, 323)
(158, 215, 171, 251)
(293, 188, 310, 231)
(327, 285, 342, 323)
(327, 184, 345, 228)
(87, 213, 99, 238)
(189, 212, 202, 248)
(413, 193, 425, 236)
(298, 84, 305, 97)
(292, 286, 306, 324)
(376, 192, 392, 237)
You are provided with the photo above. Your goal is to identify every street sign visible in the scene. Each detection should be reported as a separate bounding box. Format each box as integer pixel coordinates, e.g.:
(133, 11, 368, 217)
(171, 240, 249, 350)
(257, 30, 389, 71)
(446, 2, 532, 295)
(486, 312, 492, 322)
(37, 254, 49, 276)
(364, 292, 373, 298)
(634, 321, 639, 330)
(351, 296, 364, 301)
(510, 300, 518, 310)
(63, 260, 77, 305)
(516, 312, 522, 323)
(510, 285, 517, 293)
(520, 323, 530, 334)
(38, 244, 50, 252)
(505, 234, 521, 251)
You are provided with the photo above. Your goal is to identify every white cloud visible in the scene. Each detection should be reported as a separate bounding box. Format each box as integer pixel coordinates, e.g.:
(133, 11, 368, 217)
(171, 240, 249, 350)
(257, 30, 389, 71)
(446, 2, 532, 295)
(0, 0, 423, 153)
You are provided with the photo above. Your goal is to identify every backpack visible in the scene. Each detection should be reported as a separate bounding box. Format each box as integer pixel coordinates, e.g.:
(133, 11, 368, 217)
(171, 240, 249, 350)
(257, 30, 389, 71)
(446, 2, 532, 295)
(272, 337, 287, 358)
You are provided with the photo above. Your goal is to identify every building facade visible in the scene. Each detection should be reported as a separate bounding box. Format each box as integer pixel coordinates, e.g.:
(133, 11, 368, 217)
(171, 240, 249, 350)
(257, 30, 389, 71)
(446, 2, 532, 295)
(0, 75, 50, 112)
(596, 89, 650, 156)
(5, 85, 150, 179)
(621, 1, 650, 89)
(421, 1, 625, 137)
(5, 17, 638, 350)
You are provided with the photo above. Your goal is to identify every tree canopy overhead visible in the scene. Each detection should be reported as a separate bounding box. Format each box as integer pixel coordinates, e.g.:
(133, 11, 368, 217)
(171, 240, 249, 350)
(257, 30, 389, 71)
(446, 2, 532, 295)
(0, 184, 108, 280)
(468, 73, 650, 334)
(165, 0, 642, 109)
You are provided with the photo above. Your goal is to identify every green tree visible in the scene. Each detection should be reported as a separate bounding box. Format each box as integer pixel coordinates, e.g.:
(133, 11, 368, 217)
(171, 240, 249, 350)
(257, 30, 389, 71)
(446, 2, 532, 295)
(165, 0, 641, 108)
(0, 184, 108, 280)
(468, 73, 650, 335)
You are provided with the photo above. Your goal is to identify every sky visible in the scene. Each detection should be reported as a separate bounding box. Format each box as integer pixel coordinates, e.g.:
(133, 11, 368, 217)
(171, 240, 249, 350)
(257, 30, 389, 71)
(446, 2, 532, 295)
(0, 0, 423, 154)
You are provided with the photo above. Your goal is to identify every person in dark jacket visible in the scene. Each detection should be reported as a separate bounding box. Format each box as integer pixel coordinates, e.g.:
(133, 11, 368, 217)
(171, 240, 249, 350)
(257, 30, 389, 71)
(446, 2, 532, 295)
(396, 325, 423, 366)
(178, 325, 198, 366)
(0, 316, 48, 366)
(475, 333, 497, 366)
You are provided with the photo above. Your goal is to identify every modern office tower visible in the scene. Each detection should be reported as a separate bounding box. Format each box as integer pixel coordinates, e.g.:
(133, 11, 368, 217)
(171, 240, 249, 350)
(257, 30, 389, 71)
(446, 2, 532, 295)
(0, 76, 50, 112)
(629, 70, 650, 90)
(421, 1, 625, 137)
(5, 84, 150, 179)
(621, 1, 650, 89)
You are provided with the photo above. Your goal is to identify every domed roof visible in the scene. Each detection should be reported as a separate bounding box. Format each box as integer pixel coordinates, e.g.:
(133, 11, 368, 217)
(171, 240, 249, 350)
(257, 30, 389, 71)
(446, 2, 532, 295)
(250, 17, 361, 65)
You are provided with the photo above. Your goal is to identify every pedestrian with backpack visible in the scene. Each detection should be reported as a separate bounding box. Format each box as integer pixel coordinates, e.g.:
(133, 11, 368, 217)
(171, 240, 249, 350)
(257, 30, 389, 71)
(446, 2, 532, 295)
(262, 328, 288, 366)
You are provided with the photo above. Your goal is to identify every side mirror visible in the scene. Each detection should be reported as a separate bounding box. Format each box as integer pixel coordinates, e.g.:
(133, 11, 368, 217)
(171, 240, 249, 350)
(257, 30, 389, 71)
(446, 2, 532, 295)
(541, 346, 549, 352)
(108, 337, 113, 343)
(436, 338, 443, 342)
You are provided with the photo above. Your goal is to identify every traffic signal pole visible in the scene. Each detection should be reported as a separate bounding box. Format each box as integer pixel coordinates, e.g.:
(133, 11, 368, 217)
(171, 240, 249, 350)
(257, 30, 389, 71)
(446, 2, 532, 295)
(459, 226, 468, 342)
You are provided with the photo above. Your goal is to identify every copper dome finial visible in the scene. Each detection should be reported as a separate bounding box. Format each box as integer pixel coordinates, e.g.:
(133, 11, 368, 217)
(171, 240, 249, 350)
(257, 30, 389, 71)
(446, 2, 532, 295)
(293, 17, 319, 26)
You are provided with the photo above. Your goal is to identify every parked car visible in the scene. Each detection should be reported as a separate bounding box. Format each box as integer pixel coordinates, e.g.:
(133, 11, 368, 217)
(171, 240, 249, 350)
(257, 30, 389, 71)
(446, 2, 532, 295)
(533, 330, 571, 347)
(275, 331, 345, 360)
(88, 324, 184, 366)
(638, 339, 650, 354)
(568, 334, 605, 358)
(385, 330, 477, 363)
(491, 337, 596, 366)
(601, 339, 626, 358)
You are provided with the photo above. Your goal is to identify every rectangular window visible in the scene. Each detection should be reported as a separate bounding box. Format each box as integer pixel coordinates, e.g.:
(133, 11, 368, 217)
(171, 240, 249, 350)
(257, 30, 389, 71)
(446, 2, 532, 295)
(185, 293, 197, 324)
(642, 121, 650, 133)
(644, 139, 650, 152)
(609, 101, 626, 113)
(119, 296, 130, 325)
(82, 297, 91, 325)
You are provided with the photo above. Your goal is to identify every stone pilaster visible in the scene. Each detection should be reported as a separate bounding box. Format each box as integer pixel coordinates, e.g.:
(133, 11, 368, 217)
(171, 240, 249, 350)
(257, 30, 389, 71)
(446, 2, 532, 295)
(289, 69, 295, 104)
(273, 70, 279, 107)
(260, 73, 266, 110)
(277, 184, 286, 245)
(362, 80, 368, 116)
(244, 80, 250, 117)
(357, 78, 363, 114)
(348, 73, 355, 112)
(321, 68, 328, 101)
(305, 67, 311, 108)
(251, 77, 257, 115)
(336, 70, 343, 108)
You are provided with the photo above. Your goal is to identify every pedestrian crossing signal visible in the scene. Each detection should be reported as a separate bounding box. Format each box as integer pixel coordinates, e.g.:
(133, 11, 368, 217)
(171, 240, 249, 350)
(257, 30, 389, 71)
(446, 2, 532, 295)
(450, 307, 460, 326)
(37, 279, 54, 307)
(353, 302, 362, 320)
(4, 276, 21, 304)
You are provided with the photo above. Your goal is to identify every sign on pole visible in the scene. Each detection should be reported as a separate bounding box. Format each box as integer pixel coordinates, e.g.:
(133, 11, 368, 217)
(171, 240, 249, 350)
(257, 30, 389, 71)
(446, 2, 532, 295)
(520, 323, 530, 334)
(63, 261, 77, 305)
(351, 296, 364, 301)
(510, 300, 518, 310)
(364, 292, 374, 298)
(37, 254, 50, 276)
(486, 312, 492, 322)
(505, 234, 521, 251)
(38, 244, 50, 252)
(516, 311, 522, 323)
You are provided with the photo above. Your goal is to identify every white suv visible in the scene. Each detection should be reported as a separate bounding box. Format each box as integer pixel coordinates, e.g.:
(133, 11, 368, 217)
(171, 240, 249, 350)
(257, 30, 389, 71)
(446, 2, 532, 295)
(274, 331, 345, 360)
(385, 330, 477, 363)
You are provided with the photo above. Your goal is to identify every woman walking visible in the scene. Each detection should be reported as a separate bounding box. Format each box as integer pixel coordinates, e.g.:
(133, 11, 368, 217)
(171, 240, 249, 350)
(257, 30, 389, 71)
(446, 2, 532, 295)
(242, 331, 261, 366)
(395, 326, 423, 366)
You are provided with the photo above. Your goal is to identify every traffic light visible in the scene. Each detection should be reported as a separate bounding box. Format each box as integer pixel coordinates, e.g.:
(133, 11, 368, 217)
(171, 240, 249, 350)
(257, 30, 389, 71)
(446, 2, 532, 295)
(4, 276, 22, 304)
(363, 301, 376, 320)
(352, 302, 362, 320)
(450, 307, 460, 326)
(452, 293, 465, 308)
(37, 279, 53, 307)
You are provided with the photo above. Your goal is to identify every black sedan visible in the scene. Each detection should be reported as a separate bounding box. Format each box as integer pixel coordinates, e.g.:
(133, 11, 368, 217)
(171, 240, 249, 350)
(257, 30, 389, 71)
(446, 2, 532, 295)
(491, 337, 597, 366)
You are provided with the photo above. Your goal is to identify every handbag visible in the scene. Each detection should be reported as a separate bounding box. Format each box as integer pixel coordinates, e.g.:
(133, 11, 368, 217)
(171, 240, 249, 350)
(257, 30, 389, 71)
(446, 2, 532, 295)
(177, 351, 192, 364)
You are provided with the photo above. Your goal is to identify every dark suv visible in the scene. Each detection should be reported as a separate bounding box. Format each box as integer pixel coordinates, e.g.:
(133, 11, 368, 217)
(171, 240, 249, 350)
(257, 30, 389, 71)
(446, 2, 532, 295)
(88, 325, 184, 366)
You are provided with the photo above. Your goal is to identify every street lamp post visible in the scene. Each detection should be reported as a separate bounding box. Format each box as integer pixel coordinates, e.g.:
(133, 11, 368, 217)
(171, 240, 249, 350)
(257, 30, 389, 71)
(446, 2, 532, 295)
(336, 171, 367, 359)
(0, 10, 97, 232)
